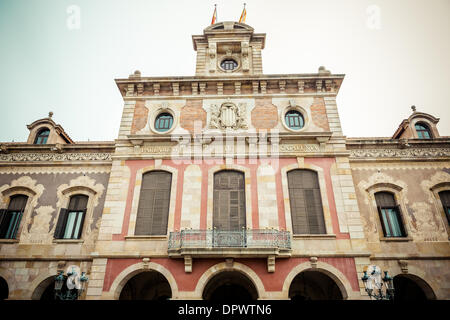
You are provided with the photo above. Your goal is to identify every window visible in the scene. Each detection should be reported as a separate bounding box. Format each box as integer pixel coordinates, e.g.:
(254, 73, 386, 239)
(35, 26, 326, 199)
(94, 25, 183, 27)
(220, 59, 238, 71)
(34, 128, 50, 144)
(375, 192, 406, 237)
(154, 113, 173, 132)
(287, 170, 326, 234)
(135, 171, 172, 235)
(438, 191, 450, 225)
(415, 123, 432, 139)
(285, 110, 304, 130)
(0, 195, 28, 239)
(54, 195, 88, 239)
(213, 171, 246, 231)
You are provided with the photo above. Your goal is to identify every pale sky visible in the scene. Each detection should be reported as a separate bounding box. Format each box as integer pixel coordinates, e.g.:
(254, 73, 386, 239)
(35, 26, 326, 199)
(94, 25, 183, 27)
(0, 0, 449, 142)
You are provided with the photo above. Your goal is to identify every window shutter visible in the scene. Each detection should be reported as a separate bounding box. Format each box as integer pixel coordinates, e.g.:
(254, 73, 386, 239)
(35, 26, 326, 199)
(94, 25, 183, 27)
(377, 206, 388, 237)
(135, 171, 172, 236)
(54, 208, 69, 239)
(0, 209, 8, 238)
(213, 171, 246, 231)
(395, 205, 406, 236)
(288, 170, 325, 234)
(76, 209, 87, 239)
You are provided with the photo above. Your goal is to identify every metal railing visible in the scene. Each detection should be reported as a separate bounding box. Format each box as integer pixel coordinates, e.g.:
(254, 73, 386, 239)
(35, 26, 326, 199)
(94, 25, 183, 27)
(168, 229, 291, 250)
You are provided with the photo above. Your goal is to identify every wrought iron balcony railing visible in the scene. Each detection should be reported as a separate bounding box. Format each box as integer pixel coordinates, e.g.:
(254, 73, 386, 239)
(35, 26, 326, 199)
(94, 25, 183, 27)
(168, 229, 291, 251)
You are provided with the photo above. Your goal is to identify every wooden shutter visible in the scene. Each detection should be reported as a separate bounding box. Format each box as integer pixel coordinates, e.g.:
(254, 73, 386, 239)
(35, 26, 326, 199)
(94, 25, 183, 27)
(0, 209, 8, 238)
(376, 206, 387, 237)
(76, 209, 87, 239)
(288, 170, 326, 234)
(439, 191, 450, 225)
(135, 171, 172, 235)
(54, 208, 69, 239)
(213, 171, 246, 231)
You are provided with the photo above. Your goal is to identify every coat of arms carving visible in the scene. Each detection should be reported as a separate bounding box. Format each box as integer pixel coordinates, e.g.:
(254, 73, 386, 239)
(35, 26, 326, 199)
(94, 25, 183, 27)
(209, 102, 248, 130)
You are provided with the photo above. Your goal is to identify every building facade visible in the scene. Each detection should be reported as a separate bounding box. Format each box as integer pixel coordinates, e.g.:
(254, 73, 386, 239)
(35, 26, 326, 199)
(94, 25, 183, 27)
(0, 22, 449, 300)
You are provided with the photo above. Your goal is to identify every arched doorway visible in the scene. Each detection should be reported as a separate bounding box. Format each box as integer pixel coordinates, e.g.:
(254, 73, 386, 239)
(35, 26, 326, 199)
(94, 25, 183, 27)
(119, 271, 172, 300)
(0, 277, 8, 300)
(393, 274, 436, 300)
(289, 271, 343, 300)
(32, 276, 63, 300)
(203, 271, 258, 301)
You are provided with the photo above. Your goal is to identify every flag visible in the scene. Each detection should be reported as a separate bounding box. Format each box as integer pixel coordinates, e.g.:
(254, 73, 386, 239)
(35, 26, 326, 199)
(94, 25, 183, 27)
(239, 4, 246, 23)
(211, 5, 217, 25)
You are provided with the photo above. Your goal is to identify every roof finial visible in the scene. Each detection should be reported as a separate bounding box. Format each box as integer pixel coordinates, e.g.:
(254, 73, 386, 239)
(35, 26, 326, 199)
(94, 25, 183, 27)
(48, 111, 53, 118)
(411, 105, 416, 112)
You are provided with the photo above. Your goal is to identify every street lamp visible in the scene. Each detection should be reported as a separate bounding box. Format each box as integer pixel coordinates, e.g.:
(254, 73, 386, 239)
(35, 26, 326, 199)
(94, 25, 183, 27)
(54, 267, 88, 300)
(361, 265, 395, 300)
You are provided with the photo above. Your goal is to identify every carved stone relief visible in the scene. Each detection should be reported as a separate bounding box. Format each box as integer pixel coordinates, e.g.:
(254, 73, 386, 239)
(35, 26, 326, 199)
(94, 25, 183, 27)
(209, 102, 248, 130)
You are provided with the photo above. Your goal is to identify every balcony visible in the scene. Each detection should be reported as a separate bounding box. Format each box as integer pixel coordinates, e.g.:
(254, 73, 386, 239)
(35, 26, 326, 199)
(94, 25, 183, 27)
(168, 229, 292, 259)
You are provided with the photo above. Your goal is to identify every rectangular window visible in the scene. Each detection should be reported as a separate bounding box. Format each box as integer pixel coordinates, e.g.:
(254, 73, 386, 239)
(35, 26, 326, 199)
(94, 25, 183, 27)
(0, 195, 28, 239)
(135, 171, 172, 236)
(375, 192, 406, 238)
(54, 195, 88, 239)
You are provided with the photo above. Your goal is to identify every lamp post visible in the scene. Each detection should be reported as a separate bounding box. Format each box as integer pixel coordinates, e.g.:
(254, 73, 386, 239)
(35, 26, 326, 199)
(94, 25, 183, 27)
(361, 265, 395, 300)
(54, 267, 88, 300)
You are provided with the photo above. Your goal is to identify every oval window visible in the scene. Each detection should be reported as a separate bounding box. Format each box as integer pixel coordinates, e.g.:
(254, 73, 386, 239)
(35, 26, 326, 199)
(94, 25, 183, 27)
(220, 59, 238, 71)
(154, 113, 174, 132)
(285, 110, 304, 130)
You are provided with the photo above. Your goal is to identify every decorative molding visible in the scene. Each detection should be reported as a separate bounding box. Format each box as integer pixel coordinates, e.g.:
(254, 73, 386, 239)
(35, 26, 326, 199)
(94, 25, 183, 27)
(0, 152, 112, 162)
(349, 148, 450, 159)
(0, 166, 111, 175)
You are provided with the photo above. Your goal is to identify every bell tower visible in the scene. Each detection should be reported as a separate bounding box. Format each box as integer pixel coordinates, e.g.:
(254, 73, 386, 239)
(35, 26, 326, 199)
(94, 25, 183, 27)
(192, 21, 266, 76)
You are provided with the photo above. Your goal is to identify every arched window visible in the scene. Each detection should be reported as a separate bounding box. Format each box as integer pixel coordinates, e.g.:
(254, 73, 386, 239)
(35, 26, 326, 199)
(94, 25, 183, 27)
(415, 123, 432, 139)
(34, 128, 50, 144)
(54, 194, 88, 239)
(438, 190, 450, 225)
(375, 192, 406, 237)
(287, 170, 326, 234)
(213, 171, 246, 231)
(135, 171, 172, 235)
(0, 194, 28, 239)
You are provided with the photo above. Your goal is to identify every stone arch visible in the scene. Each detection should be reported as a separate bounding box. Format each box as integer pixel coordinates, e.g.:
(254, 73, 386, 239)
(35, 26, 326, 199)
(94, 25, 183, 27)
(28, 269, 58, 300)
(109, 262, 179, 300)
(207, 164, 252, 229)
(127, 165, 178, 236)
(281, 162, 333, 234)
(282, 261, 357, 300)
(388, 265, 437, 300)
(194, 262, 266, 300)
(0, 268, 13, 300)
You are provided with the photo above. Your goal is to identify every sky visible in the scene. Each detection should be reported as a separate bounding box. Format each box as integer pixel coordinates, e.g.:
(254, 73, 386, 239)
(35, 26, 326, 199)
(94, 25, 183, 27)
(0, 0, 449, 142)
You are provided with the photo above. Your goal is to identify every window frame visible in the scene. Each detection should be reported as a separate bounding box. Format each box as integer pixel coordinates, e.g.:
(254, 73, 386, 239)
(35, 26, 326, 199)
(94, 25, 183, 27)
(365, 184, 411, 241)
(287, 169, 327, 235)
(34, 128, 50, 145)
(154, 113, 174, 132)
(0, 194, 28, 239)
(280, 163, 333, 237)
(134, 170, 172, 236)
(280, 104, 309, 133)
(414, 122, 432, 139)
(54, 194, 89, 240)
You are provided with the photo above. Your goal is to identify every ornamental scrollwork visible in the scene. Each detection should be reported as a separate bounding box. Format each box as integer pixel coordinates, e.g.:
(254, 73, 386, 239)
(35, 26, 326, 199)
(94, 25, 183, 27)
(349, 148, 450, 159)
(0, 152, 112, 162)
